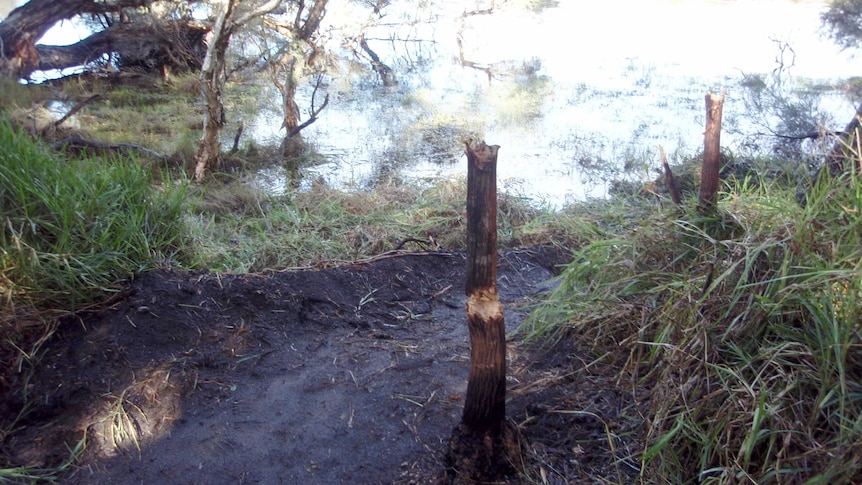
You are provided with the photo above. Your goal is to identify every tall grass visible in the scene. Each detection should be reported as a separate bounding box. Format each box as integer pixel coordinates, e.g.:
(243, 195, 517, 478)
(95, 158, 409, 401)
(523, 169, 862, 483)
(0, 114, 188, 391)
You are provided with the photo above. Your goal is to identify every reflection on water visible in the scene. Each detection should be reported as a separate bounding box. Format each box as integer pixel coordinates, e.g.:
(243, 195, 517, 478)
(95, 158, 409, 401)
(249, 0, 862, 206)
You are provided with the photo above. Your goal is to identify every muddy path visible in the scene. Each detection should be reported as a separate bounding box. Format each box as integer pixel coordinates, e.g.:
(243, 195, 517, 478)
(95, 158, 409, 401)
(2, 246, 639, 484)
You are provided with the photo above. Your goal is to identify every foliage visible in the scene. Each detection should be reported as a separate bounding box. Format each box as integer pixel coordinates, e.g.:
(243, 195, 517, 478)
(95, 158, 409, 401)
(821, 0, 862, 51)
(523, 167, 862, 483)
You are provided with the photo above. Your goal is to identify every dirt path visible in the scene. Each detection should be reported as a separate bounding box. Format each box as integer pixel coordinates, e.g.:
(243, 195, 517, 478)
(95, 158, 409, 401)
(3, 246, 638, 484)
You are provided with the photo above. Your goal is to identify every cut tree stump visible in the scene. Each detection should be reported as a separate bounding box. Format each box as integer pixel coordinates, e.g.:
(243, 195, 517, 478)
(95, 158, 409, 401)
(700, 91, 726, 210)
(444, 141, 520, 483)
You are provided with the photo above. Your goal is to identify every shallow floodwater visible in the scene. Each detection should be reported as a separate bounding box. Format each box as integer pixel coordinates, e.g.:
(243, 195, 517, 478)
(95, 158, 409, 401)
(246, 0, 861, 206)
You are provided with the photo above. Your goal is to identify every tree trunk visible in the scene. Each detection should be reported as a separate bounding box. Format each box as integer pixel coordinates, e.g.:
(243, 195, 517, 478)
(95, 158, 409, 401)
(700, 91, 725, 210)
(193, 0, 235, 183)
(272, 55, 304, 159)
(281, 58, 301, 133)
(192, 0, 284, 182)
(823, 102, 862, 179)
(0, 0, 90, 77)
(34, 21, 208, 77)
(462, 141, 505, 432)
(445, 141, 519, 482)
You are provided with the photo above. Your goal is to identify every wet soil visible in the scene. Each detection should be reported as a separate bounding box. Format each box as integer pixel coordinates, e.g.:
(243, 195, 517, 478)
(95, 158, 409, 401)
(2, 246, 640, 484)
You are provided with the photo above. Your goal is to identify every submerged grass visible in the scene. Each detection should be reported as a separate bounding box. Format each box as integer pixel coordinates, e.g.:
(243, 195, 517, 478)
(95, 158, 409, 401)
(522, 167, 862, 482)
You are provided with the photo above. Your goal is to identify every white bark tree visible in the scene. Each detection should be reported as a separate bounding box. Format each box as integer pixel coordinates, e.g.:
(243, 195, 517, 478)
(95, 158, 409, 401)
(194, 0, 283, 182)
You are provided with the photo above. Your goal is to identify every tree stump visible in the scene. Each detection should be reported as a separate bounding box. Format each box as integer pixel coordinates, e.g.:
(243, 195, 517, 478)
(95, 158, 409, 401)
(444, 141, 520, 482)
(700, 91, 726, 210)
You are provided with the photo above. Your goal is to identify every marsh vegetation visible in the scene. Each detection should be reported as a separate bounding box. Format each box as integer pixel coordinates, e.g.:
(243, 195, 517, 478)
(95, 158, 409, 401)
(1, 0, 861, 483)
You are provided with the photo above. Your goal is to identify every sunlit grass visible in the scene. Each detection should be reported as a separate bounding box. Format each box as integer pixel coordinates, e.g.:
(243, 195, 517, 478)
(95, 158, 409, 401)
(0, 77, 50, 113)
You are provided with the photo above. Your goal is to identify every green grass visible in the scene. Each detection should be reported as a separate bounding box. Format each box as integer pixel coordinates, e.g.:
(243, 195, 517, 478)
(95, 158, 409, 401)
(522, 168, 862, 483)
(0, 117, 188, 311)
(6, 75, 858, 483)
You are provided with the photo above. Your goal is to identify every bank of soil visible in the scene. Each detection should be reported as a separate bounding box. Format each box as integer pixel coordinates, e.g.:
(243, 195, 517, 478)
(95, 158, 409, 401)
(2, 246, 641, 484)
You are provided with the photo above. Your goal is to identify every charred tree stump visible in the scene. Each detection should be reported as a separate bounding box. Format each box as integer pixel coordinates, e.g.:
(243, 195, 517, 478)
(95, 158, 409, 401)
(444, 141, 520, 482)
(699, 91, 726, 210)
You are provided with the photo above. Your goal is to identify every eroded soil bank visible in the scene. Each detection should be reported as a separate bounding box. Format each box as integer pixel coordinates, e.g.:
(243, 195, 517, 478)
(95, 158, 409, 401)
(2, 246, 640, 484)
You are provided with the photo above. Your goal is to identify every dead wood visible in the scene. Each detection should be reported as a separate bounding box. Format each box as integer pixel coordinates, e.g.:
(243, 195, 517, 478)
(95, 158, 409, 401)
(40, 95, 101, 136)
(54, 135, 166, 160)
(445, 141, 520, 482)
(659, 144, 681, 205)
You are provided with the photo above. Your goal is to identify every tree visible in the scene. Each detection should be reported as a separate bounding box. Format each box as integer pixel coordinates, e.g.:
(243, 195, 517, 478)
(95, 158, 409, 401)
(818, 1, 862, 182)
(193, 0, 284, 182)
(0, 0, 207, 80)
(445, 142, 520, 482)
(258, 0, 330, 156)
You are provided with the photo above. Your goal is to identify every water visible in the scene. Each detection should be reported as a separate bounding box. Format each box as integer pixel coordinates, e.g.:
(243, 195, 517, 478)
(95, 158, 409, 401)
(249, 0, 862, 206)
(12, 0, 857, 204)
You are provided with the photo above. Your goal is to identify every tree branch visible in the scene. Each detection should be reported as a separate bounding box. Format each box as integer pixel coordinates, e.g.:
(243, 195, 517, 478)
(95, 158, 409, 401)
(41, 94, 101, 135)
(286, 77, 329, 139)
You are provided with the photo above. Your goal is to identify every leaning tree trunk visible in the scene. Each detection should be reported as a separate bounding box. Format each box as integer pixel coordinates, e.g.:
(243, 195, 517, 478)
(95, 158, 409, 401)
(192, 0, 283, 182)
(0, 0, 95, 78)
(700, 91, 725, 210)
(445, 141, 520, 482)
(359, 36, 396, 87)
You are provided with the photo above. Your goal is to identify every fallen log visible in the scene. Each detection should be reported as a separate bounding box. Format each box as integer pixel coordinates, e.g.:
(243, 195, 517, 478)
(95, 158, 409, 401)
(53, 135, 167, 161)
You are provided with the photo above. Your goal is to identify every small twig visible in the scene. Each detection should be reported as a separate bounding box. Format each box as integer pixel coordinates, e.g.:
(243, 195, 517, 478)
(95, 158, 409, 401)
(394, 237, 432, 250)
(765, 130, 844, 141)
